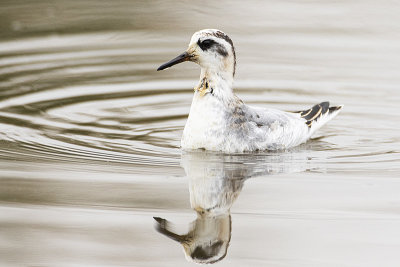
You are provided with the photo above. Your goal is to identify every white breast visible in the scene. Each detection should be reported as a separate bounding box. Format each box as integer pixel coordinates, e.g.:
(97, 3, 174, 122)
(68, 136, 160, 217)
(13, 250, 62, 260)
(181, 92, 227, 151)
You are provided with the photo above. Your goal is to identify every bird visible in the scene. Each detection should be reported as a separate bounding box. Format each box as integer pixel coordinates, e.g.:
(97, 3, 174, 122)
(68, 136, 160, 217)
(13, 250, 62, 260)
(157, 29, 343, 153)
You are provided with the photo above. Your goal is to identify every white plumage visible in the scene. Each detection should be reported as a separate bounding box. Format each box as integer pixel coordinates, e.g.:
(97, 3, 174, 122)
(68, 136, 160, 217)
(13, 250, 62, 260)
(157, 29, 343, 153)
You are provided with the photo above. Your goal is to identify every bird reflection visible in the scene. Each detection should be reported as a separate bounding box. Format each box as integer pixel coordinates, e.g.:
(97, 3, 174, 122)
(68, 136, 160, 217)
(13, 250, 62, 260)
(154, 147, 320, 263)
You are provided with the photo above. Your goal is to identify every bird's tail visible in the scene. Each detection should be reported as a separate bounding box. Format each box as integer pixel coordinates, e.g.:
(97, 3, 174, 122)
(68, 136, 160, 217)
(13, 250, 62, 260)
(296, 101, 343, 136)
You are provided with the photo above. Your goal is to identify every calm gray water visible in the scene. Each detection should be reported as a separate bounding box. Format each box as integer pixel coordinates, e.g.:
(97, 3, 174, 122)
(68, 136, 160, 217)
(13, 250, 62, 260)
(1, 0, 400, 266)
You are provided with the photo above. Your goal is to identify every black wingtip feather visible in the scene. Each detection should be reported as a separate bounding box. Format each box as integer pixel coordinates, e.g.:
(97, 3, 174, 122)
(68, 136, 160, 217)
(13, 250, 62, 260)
(297, 101, 343, 128)
(328, 105, 343, 113)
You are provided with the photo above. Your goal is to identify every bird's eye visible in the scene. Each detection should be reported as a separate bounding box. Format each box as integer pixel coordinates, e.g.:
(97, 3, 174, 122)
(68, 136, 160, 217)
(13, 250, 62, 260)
(198, 39, 215, 51)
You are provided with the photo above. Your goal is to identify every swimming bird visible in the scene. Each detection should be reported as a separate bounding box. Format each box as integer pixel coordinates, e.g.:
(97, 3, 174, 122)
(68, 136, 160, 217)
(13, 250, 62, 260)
(157, 29, 343, 153)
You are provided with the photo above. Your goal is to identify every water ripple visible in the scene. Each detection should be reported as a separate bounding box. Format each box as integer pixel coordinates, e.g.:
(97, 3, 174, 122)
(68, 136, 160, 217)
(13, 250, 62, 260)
(0, 31, 399, 174)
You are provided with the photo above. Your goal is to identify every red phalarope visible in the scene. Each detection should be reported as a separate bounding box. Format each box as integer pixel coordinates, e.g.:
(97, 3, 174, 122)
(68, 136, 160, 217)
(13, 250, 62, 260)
(157, 29, 343, 153)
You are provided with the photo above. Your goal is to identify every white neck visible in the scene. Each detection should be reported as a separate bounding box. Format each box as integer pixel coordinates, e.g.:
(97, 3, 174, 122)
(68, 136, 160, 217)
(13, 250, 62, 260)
(197, 67, 235, 102)
(182, 68, 239, 151)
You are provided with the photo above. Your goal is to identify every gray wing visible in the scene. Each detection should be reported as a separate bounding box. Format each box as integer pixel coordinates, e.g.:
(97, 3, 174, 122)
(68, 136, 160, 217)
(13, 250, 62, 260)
(243, 104, 303, 127)
(241, 104, 311, 150)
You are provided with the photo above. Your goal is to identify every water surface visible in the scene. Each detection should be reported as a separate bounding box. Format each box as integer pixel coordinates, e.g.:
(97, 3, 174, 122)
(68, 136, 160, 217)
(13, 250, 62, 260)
(1, 0, 400, 266)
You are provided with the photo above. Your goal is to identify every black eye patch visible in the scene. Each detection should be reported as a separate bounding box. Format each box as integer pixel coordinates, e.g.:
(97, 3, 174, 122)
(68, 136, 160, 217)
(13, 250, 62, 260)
(197, 38, 229, 57)
(198, 39, 217, 51)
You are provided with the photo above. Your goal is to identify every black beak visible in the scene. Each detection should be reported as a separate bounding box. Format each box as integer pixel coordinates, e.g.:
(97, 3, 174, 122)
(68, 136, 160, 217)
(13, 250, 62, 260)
(157, 51, 192, 71)
(153, 217, 186, 243)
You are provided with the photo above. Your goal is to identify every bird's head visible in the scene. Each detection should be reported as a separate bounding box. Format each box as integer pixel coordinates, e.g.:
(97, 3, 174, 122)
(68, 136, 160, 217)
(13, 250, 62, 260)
(157, 29, 236, 78)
